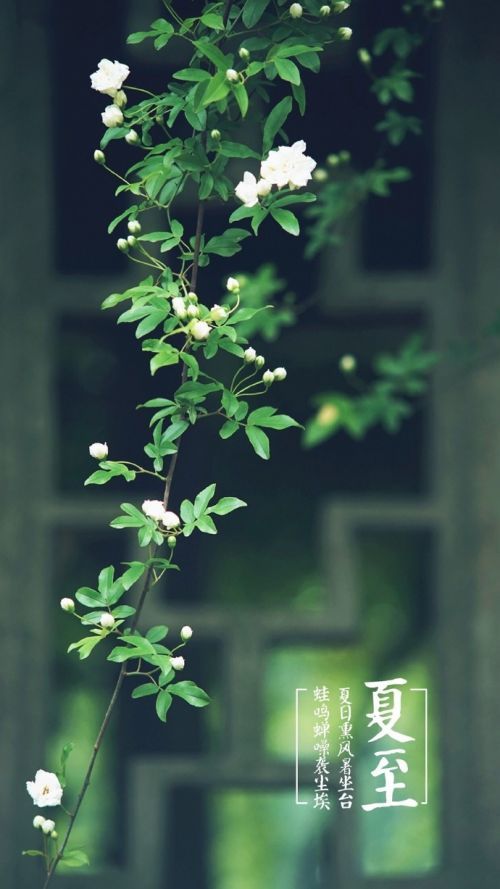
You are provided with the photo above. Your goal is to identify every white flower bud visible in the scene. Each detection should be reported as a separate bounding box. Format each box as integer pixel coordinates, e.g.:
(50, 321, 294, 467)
(128, 219, 141, 234)
(114, 89, 127, 108)
(127, 235, 137, 247)
(340, 353, 357, 373)
(255, 355, 265, 369)
(187, 291, 198, 302)
(187, 304, 200, 319)
(226, 68, 239, 83)
(263, 370, 275, 385)
(239, 47, 250, 61)
(41, 820, 56, 835)
(210, 304, 228, 322)
(226, 276, 240, 293)
(161, 511, 181, 530)
(190, 320, 211, 341)
(289, 3, 303, 18)
(117, 238, 129, 252)
(273, 366, 287, 381)
(180, 625, 193, 641)
(50, 830, 58, 840)
(89, 441, 108, 460)
(33, 816, 45, 830)
(244, 347, 257, 363)
(125, 129, 139, 145)
(142, 499, 166, 522)
(167, 535, 177, 548)
(327, 153, 340, 167)
(333, 0, 350, 11)
(171, 296, 187, 319)
(338, 26, 353, 40)
(358, 48, 371, 65)
(101, 104, 124, 128)
(100, 613, 115, 629)
(320, 4, 331, 14)
(60, 598, 75, 613)
(170, 656, 185, 670)
(256, 178, 272, 197)
(313, 168, 328, 182)
(210, 128, 221, 141)
(93, 149, 106, 165)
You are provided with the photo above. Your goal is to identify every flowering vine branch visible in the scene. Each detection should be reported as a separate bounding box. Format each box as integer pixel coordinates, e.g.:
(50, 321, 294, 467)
(22, 0, 358, 879)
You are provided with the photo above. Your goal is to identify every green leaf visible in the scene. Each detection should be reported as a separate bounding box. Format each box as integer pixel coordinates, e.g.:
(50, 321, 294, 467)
(146, 625, 169, 643)
(263, 96, 292, 153)
(233, 83, 249, 118)
(174, 68, 211, 82)
(270, 208, 300, 236)
(245, 425, 270, 460)
(201, 11, 224, 29)
(194, 39, 229, 71)
(60, 850, 90, 869)
(150, 344, 180, 375)
(219, 419, 239, 439)
(242, 0, 272, 27)
(274, 58, 301, 85)
(201, 71, 231, 107)
(67, 635, 103, 660)
(194, 483, 216, 518)
(22, 850, 46, 858)
(156, 689, 173, 722)
(169, 680, 211, 707)
(75, 587, 104, 608)
(208, 497, 247, 515)
(219, 141, 260, 159)
(248, 409, 301, 429)
(132, 683, 158, 699)
(196, 514, 218, 534)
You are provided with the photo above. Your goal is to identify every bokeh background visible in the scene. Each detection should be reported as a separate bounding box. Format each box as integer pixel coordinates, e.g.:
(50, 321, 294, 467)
(3, 0, 500, 887)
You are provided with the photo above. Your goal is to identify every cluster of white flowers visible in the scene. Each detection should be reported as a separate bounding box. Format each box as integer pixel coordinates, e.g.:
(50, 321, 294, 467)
(90, 59, 132, 131)
(142, 499, 180, 529)
(33, 815, 56, 836)
(235, 141, 316, 207)
(27, 770, 63, 808)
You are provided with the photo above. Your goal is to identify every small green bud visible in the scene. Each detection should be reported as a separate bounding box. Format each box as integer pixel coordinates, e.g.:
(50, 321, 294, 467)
(263, 369, 275, 385)
(127, 235, 137, 247)
(327, 153, 340, 167)
(167, 535, 177, 548)
(339, 353, 357, 373)
(187, 291, 198, 303)
(226, 68, 239, 83)
(117, 238, 129, 252)
(432, 0, 444, 8)
(333, 0, 350, 12)
(93, 149, 105, 165)
(210, 128, 221, 141)
(338, 149, 351, 164)
(128, 219, 141, 235)
(255, 355, 265, 369)
(50, 831, 58, 840)
(358, 48, 371, 66)
(319, 5, 331, 15)
(338, 26, 353, 40)
(313, 168, 328, 182)
(239, 47, 250, 61)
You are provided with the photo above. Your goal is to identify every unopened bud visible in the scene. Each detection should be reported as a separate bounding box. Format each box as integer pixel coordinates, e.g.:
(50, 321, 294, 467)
(255, 355, 265, 369)
(327, 153, 340, 167)
(256, 178, 272, 197)
(50, 831, 58, 840)
(117, 238, 129, 252)
(333, 1, 350, 12)
(128, 219, 141, 235)
(180, 625, 193, 641)
(338, 26, 352, 40)
(41, 820, 55, 835)
(114, 89, 127, 108)
(210, 128, 221, 141)
(94, 149, 106, 165)
(125, 129, 139, 145)
(340, 353, 357, 373)
(273, 367, 287, 381)
(60, 598, 75, 613)
(244, 347, 257, 363)
(170, 656, 185, 670)
(263, 369, 275, 385)
(33, 816, 45, 830)
(187, 291, 198, 303)
(127, 235, 137, 247)
(187, 304, 200, 319)
(358, 48, 371, 66)
(167, 535, 177, 548)
(226, 68, 239, 83)
(100, 613, 115, 629)
(239, 47, 250, 61)
(313, 168, 328, 182)
(210, 304, 228, 322)
(338, 149, 351, 163)
(319, 4, 331, 14)
(226, 276, 240, 293)
(289, 3, 303, 18)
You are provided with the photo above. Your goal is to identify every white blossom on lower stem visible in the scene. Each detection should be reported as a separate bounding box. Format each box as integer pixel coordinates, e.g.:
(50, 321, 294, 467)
(142, 499, 166, 522)
(26, 770, 63, 808)
(190, 319, 211, 341)
(260, 141, 316, 189)
(161, 510, 180, 530)
(90, 59, 130, 96)
(210, 304, 228, 322)
(101, 104, 124, 128)
(235, 171, 260, 207)
(89, 441, 108, 460)
(170, 656, 185, 670)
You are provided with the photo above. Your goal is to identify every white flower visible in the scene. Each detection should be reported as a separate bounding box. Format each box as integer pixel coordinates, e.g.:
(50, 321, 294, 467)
(226, 276, 240, 292)
(100, 613, 115, 629)
(210, 304, 228, 322)
(142, 499, 166, 522)
(338, 26, 353, 40)
(128, 219, 141, 234)
(180, 625, 193, 641)
(89, 442, 108, 460)
(90, 59, 130, 97)
(320, 4, 331, 14)
(255, 355, 265, 368)
(226, 68, 239, 83)
(26, 771, 63, 808)
(273, 366, 287, 381)
(170, 656, 185, 670)
(256, 178, 272, 197)
(117, 237, 129, 252)
(187, 304, 200, 319)
(235, 172, 260, 207)
(263, 370, 275, 385)
(41, 819, 56, 835)
(190, 320, 211, 341)
(161, 511, 181, 530)
(244, 347, 257, 363)
(172, 296, 187, 319)
(33, 815, 45, 829)
(93, 149, 105, 164)
(260, 141, 316, 190)
(60, 598, 75, 613)
(290, 3, 303, 17)
(125, 129, 139, 145)
(101, 104, 124, 128)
